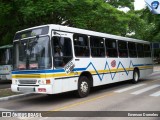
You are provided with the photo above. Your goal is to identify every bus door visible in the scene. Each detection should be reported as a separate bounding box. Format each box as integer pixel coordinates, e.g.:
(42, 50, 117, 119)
(51, 32, 74, 92)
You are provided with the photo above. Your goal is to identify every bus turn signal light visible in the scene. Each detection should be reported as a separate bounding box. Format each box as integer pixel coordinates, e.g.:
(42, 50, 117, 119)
(46, 79, 51, 84)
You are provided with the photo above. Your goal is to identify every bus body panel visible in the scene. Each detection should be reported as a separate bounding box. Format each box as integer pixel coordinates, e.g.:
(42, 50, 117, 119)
(11, 57, 153, 94)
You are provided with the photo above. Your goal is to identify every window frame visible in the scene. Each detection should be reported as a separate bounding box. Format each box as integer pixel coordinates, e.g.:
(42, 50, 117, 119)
(144, 44, 151, 57)
(128, 42, 137, 58)
(73, 33, 90, 58)
(90, 36, 105, 58)
(118, 40, 128, 58)
(137, 43, 144, 58)
(105, 38, 118, 58)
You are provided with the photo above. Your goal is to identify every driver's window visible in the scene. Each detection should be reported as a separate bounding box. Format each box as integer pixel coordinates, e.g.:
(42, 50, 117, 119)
(52, 36, 73, 68)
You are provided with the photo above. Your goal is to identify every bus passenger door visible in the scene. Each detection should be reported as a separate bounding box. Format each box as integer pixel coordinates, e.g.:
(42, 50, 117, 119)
(52, 32, 76, 92)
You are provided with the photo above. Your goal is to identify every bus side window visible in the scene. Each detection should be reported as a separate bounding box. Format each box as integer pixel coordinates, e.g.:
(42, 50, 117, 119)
(128, 42, 137, 58)
(73, 33, 89, 57)
(144, 44, 151, 57)
(118, 41, 128, 58)
(90, 36, 105, 57)
(137, 44, 144, 57)
(105, 38, 118, 57)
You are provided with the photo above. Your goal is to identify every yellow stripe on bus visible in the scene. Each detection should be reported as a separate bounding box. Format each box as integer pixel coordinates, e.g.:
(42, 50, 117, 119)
(12, 66, 151, 79)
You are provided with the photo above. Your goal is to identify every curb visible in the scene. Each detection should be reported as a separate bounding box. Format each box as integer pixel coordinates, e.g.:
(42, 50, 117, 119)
(0, 93, 34, 102)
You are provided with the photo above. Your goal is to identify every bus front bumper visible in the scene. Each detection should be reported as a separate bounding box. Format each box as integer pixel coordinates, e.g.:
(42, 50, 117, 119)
(11, 84, 53, 94)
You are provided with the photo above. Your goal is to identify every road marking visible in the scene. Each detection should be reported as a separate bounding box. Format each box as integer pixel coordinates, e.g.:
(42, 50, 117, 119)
(114, 84, 146, 93)
(29, 79, 160, 118)
(131, 84, 160, 95)
(47, 80, 159, 112)
(37, 92, 115, 117)
(150, 90, 160, 97)
(51, 92, 114, 111)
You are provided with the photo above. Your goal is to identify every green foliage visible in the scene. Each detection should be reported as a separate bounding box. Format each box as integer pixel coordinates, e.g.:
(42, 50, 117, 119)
(0, 0, 159, 46)
(107, 0, 134, 10)
(130, 8, 160, 42)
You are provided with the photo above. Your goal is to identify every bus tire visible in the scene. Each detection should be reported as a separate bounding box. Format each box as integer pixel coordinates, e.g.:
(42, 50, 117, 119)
(132, 69, 139, 83)
(77, 76, 90, 98)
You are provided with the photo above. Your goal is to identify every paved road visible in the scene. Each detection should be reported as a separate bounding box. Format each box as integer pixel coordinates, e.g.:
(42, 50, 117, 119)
(0, 71, 160, 120)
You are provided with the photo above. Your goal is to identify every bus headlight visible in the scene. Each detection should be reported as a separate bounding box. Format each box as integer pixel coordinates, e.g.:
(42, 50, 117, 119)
(38, 80, 44, 84)
(38, 79, 51, 85)
(12, 79, 18, 84)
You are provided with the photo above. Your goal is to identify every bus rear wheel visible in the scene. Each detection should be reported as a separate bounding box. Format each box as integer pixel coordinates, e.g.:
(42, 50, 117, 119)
(132, 69, 139, 83)
(77, 76, 90, 98)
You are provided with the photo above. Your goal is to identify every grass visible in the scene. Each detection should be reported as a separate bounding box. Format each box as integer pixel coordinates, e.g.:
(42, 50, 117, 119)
(0, 88, 20, 97)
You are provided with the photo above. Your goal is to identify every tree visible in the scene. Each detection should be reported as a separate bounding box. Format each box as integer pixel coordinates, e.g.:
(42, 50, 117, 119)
(107, 0, 134, 10)
(131, 8, 160, 42)
(0, 0, 159, 46)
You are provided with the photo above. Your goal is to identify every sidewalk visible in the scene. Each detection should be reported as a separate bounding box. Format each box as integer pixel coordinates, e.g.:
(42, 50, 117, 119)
(0, 88, 35, 101)
(154, 65, 160, 72)
(0, 88, 20, 97)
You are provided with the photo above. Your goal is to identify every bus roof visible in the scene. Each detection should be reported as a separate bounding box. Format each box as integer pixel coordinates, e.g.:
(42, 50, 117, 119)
(16, 24, 150, 44)
(0, 45, 13, 49)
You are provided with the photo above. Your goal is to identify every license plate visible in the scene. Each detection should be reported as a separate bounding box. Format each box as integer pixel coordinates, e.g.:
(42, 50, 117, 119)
(18, 87, 35, 92)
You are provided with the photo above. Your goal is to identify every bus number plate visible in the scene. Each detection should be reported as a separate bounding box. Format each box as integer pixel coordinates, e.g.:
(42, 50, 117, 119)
(18, 87, 35, 92)
(64, 61, 75, 74)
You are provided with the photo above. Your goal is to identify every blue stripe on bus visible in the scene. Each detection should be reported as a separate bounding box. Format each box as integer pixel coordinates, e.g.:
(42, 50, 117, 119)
(73, 68, 86, 71)
(145, 64, 153, 66)
(133, 64, 153, 67)
(12, 69, 64, 74)
(12, 68, 86, 74)
(133, 64, 143, 67)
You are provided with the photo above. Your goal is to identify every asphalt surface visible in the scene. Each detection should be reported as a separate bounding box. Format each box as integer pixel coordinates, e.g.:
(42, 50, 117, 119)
(0, 70, 160, 120)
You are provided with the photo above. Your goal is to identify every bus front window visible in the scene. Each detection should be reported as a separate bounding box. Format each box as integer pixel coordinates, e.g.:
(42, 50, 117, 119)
(0, 48, 12, 65)
(13, 36, 51, 70)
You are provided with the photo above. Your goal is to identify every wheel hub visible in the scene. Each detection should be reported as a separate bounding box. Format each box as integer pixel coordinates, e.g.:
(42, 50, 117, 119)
(134, 72, 138, 81)
(80, 81, 88, 93)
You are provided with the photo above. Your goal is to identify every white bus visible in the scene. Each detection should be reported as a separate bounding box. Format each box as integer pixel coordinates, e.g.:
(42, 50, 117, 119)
(11, 24, 153, 97)
(0, 45, 13, 80)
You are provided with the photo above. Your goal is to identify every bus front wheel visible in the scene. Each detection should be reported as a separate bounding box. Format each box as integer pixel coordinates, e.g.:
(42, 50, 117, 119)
(77, 76, 90, 98)
(132, 69, 139, 83)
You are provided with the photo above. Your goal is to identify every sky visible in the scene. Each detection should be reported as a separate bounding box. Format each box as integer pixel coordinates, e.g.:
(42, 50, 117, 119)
(134, 0, 146, 10)
(118, 0, 146, 13)
(117, 0, 146, 12)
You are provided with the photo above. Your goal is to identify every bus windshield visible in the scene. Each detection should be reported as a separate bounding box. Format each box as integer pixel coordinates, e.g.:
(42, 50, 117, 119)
(13, 36, 51, 70)
(0, 48, 12, 65)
